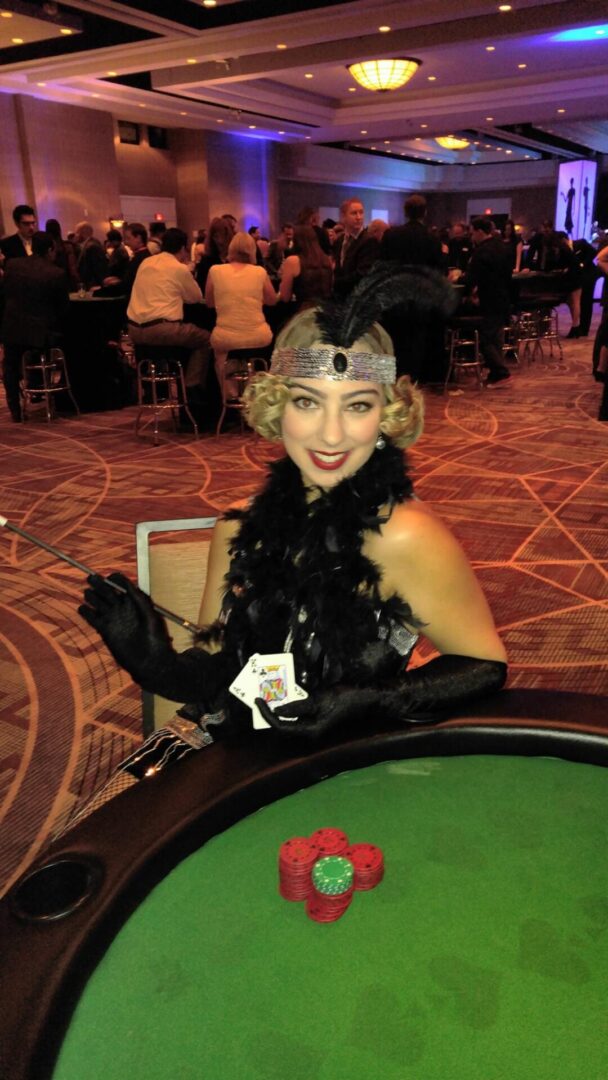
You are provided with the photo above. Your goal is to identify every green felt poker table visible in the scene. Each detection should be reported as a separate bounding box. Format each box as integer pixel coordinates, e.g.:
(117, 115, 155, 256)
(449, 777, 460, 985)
(1, 689, 607, 1080)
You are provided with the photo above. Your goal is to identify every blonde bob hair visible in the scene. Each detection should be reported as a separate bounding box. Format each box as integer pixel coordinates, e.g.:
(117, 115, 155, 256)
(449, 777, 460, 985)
(243, 308, 424, 449)
(228, 230, 257, 264)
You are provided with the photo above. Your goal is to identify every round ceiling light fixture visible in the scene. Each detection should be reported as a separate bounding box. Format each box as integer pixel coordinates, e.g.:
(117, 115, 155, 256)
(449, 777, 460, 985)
(435, 135, 470, 150)
(347, 58, 421, 92)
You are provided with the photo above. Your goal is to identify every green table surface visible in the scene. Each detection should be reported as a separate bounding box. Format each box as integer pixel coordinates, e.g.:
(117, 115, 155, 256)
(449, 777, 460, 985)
(54, 755, 608, 1080)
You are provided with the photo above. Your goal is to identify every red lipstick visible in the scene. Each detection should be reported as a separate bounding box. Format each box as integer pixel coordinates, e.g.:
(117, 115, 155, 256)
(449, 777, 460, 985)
(308, 450, 350, 471)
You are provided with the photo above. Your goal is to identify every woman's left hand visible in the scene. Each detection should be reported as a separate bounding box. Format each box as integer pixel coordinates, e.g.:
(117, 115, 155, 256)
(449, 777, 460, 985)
(255, 686, 377, 740)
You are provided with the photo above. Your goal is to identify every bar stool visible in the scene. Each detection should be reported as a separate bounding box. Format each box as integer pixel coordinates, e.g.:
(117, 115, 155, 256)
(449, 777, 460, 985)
(515, 310, 543, 364)
(216, 347, 270, 435)
(502, 314, 520, 365)
(135, 345, 199, 446)
(21, 347, 80, 422)
(444, 319, 484, 392)
(535, 298, 563, 361)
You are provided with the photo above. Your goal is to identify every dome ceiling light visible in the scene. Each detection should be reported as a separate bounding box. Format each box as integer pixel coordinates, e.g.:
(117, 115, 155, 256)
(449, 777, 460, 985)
(435, 135, 470, 150)
(347, 58, 421, 92)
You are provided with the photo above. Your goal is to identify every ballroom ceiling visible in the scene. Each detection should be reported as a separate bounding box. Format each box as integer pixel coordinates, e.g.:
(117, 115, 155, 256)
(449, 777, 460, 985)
(0, 0, 606, 165)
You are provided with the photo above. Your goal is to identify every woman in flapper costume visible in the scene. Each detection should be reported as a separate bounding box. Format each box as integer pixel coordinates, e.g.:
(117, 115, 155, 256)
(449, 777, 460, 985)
(80, 264, 507, 745)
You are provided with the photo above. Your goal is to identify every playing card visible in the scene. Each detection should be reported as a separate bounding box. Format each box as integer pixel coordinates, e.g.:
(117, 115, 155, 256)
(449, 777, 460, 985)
(229, 653, 307, 729)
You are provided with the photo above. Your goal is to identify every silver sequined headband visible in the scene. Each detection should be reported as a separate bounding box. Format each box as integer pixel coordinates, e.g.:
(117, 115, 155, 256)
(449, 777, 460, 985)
(270, 346, 396, 383)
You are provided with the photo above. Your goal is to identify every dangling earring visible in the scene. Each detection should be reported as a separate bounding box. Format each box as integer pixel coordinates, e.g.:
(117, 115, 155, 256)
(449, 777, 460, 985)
(375, 433, 386, 450)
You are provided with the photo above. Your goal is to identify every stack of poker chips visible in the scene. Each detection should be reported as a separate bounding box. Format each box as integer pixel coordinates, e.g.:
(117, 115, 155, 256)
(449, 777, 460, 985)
(307, 856, 354, 923)
(345, 842, 385, 891)
(278, 828, 384, 923)
(278, 837, 320, 901)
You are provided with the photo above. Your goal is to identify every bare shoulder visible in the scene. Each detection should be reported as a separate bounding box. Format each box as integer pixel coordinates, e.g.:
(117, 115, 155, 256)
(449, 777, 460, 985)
(377, 499, 462, 563)
(365, 499, 507, 661)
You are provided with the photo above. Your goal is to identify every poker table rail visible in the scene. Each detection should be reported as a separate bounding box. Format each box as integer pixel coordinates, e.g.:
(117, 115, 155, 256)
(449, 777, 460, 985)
(1, 688, 607, 1080)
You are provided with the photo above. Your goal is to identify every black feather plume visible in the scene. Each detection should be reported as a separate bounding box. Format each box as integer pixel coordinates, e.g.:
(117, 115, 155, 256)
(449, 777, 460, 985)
(315, 261, 458, 348)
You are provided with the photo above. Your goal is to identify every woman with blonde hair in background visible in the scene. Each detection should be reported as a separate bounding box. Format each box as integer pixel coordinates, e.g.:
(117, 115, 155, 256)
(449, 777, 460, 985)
(205, 231, 277, 403)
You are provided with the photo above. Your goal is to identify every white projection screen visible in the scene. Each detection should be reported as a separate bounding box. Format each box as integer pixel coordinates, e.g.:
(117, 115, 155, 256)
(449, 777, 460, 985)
(555, 160, 597, 242)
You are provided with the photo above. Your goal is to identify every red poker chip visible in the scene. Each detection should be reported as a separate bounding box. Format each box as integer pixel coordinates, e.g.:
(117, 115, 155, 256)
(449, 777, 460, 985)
(306, 891, 353, 923)
(279, 837, 320, 867)
(308, 828, 349, 857)
(278, 837, 320, 902)
(344, 843, 384, 890)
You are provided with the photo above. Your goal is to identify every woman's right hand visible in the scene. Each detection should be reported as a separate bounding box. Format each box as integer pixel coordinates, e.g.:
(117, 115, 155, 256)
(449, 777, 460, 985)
(79, 572, 175, 682)
(79, 573, 240, 703)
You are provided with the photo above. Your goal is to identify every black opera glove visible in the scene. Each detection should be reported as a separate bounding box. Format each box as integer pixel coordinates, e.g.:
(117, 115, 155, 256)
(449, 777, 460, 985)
(255, 654, 507, 741)
(78, 572, 237, 702)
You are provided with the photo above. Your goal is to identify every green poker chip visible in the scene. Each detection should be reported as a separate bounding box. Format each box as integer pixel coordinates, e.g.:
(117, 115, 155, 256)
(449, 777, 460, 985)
(312, 856, 354, 895)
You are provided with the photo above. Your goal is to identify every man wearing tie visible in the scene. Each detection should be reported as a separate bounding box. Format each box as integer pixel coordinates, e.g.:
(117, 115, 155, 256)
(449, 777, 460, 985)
(332, 198, 379, 297)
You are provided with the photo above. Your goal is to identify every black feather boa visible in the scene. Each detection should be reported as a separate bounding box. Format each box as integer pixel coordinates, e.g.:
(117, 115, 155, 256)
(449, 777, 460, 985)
(212, 442, 418, 692)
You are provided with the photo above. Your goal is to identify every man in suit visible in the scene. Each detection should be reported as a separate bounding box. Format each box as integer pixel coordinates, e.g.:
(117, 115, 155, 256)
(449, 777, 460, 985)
(122, 222, 151, 300)
(1, 231, 69, 421)
(380, 194, 444, 269)
(0, 204, 37, 261)
(379, 194, 445, 381)
(464, 217, 512, 384)
(333, 198, 379, 297)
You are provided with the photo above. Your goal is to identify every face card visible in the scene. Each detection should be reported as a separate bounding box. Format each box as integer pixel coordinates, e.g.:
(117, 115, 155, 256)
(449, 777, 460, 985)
(228, 652, 308, 730)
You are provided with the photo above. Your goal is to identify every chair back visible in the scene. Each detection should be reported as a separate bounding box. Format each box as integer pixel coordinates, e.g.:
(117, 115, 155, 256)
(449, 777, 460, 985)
(136, 516, 217, 733)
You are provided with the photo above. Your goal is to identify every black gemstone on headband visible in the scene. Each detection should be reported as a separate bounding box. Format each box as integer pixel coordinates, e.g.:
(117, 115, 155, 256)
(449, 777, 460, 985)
(333, 351, 348, 373)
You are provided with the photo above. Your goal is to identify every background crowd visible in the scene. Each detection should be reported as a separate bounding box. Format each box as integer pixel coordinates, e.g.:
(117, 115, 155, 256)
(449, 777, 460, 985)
(1, 196, 607, 426)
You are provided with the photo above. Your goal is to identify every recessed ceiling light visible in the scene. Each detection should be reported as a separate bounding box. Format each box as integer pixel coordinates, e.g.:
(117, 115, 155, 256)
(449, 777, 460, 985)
(370, 146, 376, 150)
(180, 111, 188, 115)
(505, 148, 512, 153)
(216, 119, 223, 123)
(384, 140, 390, 144)
(187, 58, 197, 64)
(91, 93, 100, 98)
(518, 63, 527, 68)
(37, 82, 46, 87)
(107, 70, 117, 76)
(524, 154, 530, 158)
(485, 116, 494, 121)
(415, 137, 421, 141)
(557, 107, 565, 113)
(420, 123, 428, 128)
(360, 129, 367, 134)
(304, 72, 314, 79)
(473, 141, 480, 146)
(495, 146, 502, 150)
(428, 75, 437, 81)
(278, 130, 285, 134)
(249, 125, 256, 129)
(348, 87, 356, 92)
(1, 10, 13, 16)
(203, 0, 217, 6)
(378, 25, 391, 32)
(486, 45, 496, 51)
(59, 27, 73, 35)
(400, 151, 405, 155)
(498, 3, 512, 9)
(11, 37, 23, 43)
(276, 43, 287, 49)
(139, 103, 146, 108)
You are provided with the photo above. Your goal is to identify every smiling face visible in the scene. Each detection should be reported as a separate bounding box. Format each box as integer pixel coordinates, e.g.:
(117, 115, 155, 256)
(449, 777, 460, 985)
(281, 377, 384, 489)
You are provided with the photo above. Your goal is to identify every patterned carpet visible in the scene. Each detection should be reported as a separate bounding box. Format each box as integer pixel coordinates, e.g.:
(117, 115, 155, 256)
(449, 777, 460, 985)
(1, 312, 607, 896)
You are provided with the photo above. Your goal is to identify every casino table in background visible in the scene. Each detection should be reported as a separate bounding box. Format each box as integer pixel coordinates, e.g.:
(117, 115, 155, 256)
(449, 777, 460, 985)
(64, 294, 131, 412)
(1, 689, 607, 1080)
(510, 270, 572, 307)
